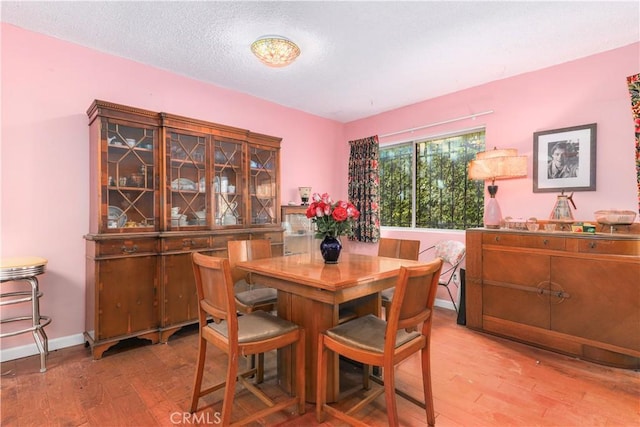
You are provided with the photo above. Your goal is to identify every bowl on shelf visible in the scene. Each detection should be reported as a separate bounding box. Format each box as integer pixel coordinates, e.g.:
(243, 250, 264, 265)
(594, 210, 636, 225)
(504, 217, 526, 230)
(171, 214, 187, 227)
(526, 223, 539, 232)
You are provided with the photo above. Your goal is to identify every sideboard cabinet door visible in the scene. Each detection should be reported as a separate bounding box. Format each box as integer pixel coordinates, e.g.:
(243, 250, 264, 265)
(551, 256, 640, 352)
(482, 249, 550, 329)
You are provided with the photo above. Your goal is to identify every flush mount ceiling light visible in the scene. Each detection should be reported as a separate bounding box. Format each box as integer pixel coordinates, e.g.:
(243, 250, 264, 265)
(250, 35, 300, 67)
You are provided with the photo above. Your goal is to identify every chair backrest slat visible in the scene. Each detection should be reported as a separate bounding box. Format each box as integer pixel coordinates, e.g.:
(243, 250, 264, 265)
(192, 252, 237, 333)
(378, 238, 420, 261)
(227, 239, 273, 285)
(386, 259, 443, 345)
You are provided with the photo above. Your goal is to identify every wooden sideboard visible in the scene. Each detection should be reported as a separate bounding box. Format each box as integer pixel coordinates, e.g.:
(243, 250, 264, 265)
(465, 228, 640, 369)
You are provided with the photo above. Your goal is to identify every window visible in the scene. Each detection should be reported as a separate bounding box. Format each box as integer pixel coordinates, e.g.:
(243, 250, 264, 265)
(380, 129, 485, 230)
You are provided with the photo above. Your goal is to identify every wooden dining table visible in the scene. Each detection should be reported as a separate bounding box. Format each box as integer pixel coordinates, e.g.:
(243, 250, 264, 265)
(237, 250, 423, 403)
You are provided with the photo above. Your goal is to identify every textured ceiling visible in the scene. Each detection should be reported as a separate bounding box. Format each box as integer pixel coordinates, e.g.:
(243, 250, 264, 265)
(2, 1, 639, 122)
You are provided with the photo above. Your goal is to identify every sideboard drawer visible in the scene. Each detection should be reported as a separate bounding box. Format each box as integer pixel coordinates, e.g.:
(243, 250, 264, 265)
(483, 232, 565, 251)
(576, 239, 640, 256)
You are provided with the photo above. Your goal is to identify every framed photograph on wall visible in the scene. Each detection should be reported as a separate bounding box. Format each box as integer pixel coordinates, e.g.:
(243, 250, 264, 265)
(533, 123, 597, 193)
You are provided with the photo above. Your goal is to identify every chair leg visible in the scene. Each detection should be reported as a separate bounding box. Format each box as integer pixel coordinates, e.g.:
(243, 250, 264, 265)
(383, 363, 399, 427)
(295, 330, 306, 415)
(442, 284, 458, 313)
(220, 351, 239, 426)
(316, 334, 328, 423)
(362, 363, 371, 390)
(421, 345, 436, 426)
(256, 352, 264, 383)
(190, 336, 207, 413)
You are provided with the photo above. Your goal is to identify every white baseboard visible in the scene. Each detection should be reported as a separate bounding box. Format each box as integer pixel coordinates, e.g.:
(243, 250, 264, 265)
(1, 300, 456, 363)
(434, 297, 457, 312)
(0, 333, 85, 363)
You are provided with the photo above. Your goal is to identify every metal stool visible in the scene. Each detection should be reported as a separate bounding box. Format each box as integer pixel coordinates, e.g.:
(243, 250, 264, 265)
(0, 257, 51, 372)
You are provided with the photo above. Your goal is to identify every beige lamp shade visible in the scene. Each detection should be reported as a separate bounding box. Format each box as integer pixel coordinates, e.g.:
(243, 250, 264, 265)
(468, 148, 527, 181)
(469, 147, 527, 229)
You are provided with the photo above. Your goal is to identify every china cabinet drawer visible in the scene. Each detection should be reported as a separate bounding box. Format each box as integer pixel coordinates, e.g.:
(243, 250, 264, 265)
(211, 234, 247, 251)
(96, 239, 158, 256)
(483, 232, 565, 251)
(162, 236, 210, 252)
(252, 231, 284, 244)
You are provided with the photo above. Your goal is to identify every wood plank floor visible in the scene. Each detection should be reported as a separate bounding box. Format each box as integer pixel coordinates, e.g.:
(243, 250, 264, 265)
(1, 308, 638, 426)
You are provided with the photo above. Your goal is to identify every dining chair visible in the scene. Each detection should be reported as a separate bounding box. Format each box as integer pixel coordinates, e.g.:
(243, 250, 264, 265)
(419, 240, 466, 313)
(227, 239, 278, 314)
(340, 238, 420, 322)
(377, 238, 421, 314)
(316, 258, 443, 426)
(190, 253, 305, 426)
(227, 239, 279, 382)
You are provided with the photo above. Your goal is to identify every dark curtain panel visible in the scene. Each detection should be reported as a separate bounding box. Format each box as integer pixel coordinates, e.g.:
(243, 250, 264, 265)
(628, 74, 640, 213)
(348, 135, 380, 242)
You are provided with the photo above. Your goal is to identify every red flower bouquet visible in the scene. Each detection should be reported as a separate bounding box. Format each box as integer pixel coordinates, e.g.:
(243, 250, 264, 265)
(305, 192, 360, 239)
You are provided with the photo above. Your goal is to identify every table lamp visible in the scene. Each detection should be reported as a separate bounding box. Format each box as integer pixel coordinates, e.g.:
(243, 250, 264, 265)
(468, 148, 527, 228)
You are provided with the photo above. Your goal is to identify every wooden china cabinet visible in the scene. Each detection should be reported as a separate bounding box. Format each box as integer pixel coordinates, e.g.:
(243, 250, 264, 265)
(85, 100, 283, 359)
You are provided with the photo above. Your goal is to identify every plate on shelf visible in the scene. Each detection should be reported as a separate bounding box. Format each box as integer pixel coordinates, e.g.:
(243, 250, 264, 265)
(108, 206, 127, 228)
(171, 178, 196, 191)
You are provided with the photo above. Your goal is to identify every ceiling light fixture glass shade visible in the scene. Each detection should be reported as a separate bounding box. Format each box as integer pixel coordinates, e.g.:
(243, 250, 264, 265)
(468, 147, 527, 228)
(251, 36, 300, 67)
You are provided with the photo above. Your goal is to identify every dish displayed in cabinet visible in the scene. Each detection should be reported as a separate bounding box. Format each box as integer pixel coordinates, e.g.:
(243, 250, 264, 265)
(171, 215, 188, 227)
(108, 206, 127, 228)
(171, 178, 197, 191)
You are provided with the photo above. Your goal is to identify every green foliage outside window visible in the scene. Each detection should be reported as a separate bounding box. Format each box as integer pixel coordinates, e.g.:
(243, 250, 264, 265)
(380, 130, 486, 230)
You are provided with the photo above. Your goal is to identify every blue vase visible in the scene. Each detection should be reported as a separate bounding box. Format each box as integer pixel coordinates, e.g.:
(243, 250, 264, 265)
(320, 236, 342, 264)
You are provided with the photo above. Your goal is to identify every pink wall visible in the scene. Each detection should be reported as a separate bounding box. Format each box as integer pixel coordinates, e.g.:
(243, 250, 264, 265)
(1, 23, 638, 356)
(345, 43, 639, 221)
(0, 24, 343, 354)
(344, 42, 639, 267)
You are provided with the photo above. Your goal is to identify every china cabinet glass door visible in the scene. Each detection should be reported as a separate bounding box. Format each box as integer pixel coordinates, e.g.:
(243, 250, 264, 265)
(249, 145, 278, 226)
(168, 131, 207, 229)
(213, 138, 243, 227)
(105, 122, 156, 231)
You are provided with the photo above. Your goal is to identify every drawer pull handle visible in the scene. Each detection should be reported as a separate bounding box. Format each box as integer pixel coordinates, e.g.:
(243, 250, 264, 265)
(543, 239, 548, 245)
(494, 236, 500, 242)
(589, 242, 596, 249)
(183, 239, 196, 247)
(121, 245, 138, 254)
